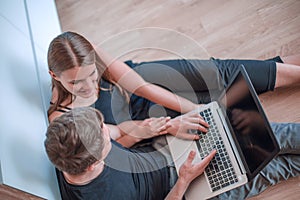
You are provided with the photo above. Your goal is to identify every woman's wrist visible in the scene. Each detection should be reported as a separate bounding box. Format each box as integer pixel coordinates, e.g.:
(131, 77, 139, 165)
(184, 102, 205, 113)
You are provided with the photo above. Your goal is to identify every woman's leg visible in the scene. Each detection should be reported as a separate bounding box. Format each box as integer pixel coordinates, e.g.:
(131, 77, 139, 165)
(213, 56, 300, 95)
(212, 58, 277, 94)
(256, 54, 300, 88)
(128, 56, 300, 98)
(262, 54, 300, 87)
(131, 59, 223, 93)
(275, 62, 300, 88)
(281, 54, 300, 66)
(131, 59, 224, 104)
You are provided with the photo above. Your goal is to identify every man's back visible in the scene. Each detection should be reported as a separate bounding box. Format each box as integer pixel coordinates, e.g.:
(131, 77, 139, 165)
(56, 140, 171, 200)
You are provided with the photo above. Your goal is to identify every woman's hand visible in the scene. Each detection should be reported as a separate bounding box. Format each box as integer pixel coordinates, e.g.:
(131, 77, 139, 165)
(118, 117, 171, 140)
(116, 116, 171, 147)
(166, 110, 209, 140)
(139, 116, 172, 138)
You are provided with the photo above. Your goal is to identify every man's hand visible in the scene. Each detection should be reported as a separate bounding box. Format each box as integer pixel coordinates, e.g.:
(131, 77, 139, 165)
(179, 150, 216, 184)
(165, 149, 216, 200)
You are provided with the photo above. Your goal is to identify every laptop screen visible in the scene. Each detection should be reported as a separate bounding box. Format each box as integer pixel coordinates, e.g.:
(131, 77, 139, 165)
(219, 67, 280, 180)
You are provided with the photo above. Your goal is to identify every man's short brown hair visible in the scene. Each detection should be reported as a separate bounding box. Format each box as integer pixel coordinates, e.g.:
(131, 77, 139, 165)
(44, 107, 105, 175)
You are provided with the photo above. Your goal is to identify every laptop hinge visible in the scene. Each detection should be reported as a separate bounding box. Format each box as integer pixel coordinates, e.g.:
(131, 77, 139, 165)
(216, 107, 247, 175)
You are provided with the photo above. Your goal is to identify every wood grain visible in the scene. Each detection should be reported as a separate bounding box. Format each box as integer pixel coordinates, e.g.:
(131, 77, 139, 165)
(0, 184, 43, 200)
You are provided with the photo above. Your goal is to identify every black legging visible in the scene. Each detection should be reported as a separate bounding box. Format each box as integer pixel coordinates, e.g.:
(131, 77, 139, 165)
(127, 56, 279, 101)
(128, 56, 279, 93)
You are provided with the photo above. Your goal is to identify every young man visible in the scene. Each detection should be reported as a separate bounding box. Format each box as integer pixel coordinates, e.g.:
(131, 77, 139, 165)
(45, 107, 300, 199)
(44, 107, 216, 200)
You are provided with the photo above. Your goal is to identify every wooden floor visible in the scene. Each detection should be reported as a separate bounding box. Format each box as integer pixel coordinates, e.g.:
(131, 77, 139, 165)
(1, 0, 300, 199)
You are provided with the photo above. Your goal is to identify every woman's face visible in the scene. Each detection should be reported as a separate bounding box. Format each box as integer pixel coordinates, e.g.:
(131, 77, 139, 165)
(54, 64, 99, 98)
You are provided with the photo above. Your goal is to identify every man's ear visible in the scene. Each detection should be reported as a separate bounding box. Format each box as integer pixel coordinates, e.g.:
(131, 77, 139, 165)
(86, 161, 98, 171)
(86, 160, 102, 172)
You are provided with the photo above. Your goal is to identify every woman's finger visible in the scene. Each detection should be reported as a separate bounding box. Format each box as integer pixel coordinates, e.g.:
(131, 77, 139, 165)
(188, 116, 209, 127)
(185, 122, 208, 133)
(175, 132, 200, 140)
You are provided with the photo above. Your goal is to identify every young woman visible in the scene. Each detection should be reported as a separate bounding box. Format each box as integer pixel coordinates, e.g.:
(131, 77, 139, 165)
(47, 31, 300, 144)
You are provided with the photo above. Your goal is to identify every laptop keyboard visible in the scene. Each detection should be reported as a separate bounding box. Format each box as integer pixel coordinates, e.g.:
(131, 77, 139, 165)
(196, 108, 238, 192)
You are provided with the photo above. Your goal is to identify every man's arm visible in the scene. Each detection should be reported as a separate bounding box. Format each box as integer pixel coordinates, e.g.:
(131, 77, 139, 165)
(165, 150, 216, 200)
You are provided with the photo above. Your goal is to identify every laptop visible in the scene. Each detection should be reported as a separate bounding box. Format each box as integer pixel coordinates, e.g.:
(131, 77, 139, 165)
(166, 65, 280, 200)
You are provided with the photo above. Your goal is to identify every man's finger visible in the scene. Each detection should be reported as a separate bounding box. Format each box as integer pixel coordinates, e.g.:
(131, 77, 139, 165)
(186, 150, 196, 164)
(200, 150, 217, 167)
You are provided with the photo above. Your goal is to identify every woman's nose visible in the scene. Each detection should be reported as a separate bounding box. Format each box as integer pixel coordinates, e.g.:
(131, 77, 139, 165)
(82, 78, 94, 90)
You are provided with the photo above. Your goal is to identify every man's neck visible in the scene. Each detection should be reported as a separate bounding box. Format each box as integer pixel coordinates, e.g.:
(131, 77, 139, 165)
(63, 162, 105, 185)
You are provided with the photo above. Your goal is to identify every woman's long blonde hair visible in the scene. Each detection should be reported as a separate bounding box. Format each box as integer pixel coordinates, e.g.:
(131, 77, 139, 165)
(47, 31, 126, 118)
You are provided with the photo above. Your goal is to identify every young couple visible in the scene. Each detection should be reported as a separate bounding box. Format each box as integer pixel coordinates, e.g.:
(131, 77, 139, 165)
(45, 31, 300, 199)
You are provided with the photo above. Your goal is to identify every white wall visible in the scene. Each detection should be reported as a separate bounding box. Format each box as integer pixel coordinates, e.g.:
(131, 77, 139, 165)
(0, 0, 61, 199)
